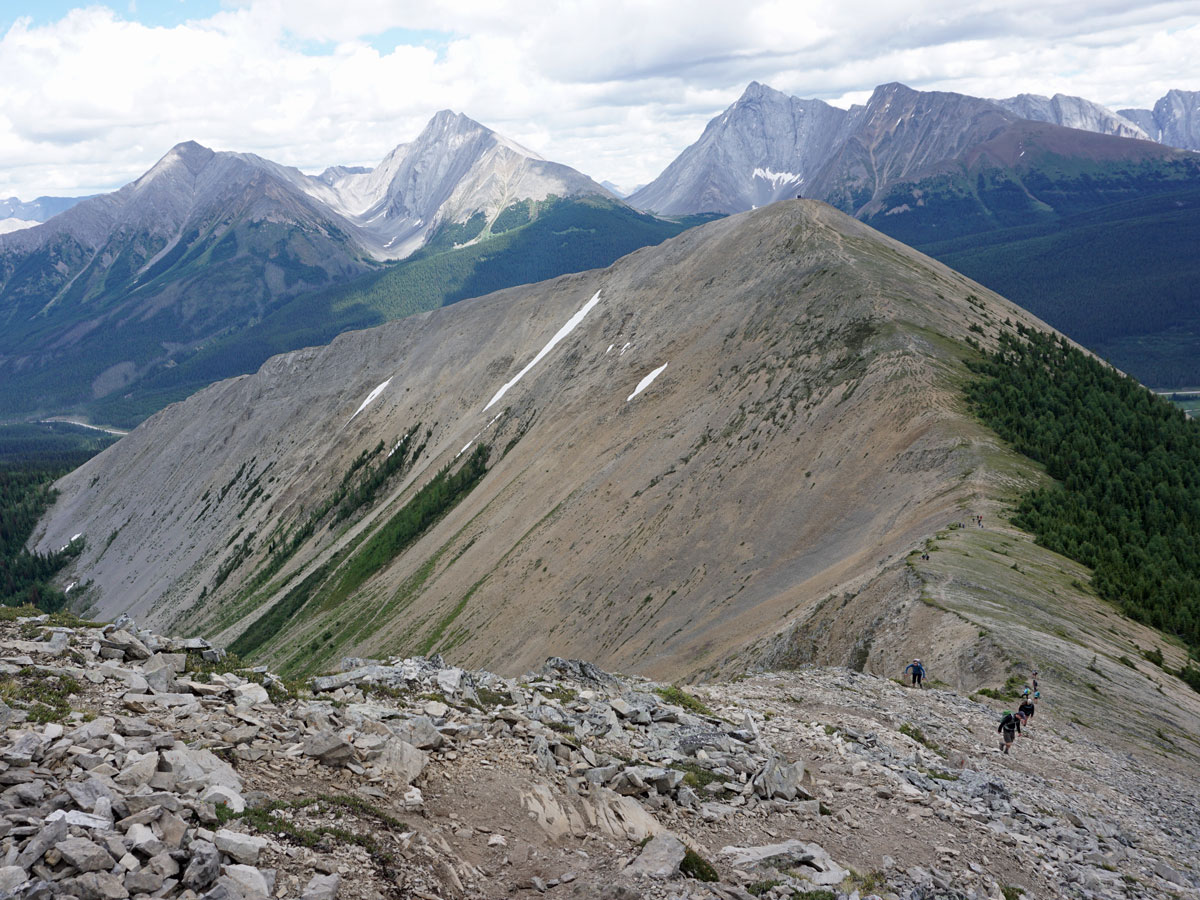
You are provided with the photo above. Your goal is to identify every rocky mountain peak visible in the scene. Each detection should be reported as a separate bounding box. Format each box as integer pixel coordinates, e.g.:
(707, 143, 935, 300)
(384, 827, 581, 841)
(140, 140, 217, 184)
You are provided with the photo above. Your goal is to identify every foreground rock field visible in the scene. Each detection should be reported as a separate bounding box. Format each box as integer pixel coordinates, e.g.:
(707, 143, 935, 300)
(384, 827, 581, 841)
(0, 611, 1196, 900)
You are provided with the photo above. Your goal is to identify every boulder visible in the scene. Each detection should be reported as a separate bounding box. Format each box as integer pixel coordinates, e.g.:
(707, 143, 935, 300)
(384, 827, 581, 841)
(303, 731, 357, 766)
(214, 828, 269, 865)
(625, 834, 686, 879)
(372, 738, 427, 785)
(182, 839, 221, 890)
(302, 873, 342, 900)
(752, 755, 808, 801)
(55, 836, 116, 872)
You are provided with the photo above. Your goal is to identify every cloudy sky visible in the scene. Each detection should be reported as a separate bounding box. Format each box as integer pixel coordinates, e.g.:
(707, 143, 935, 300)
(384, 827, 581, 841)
(1, 0, 1198, 199)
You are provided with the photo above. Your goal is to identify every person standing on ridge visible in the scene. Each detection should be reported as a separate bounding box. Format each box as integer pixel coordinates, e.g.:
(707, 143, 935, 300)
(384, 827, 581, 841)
(998, 709, 1022, 754)
(905, 659, 926, 688)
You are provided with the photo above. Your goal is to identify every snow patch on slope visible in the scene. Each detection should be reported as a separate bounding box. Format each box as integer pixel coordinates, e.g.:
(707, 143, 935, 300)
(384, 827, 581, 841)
(626, 364, 668, 402)
(752, 168, 803, 187)
(483, 290, 602, 412)
(349, 378, 392, 422)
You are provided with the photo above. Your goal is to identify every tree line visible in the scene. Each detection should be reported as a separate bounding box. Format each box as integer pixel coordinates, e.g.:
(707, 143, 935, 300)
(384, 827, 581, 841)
(967, 328, 1200, 663)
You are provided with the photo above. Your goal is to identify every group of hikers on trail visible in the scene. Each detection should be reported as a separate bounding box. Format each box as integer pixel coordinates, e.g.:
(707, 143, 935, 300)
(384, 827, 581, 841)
(998, 673, 1040, 754)
(903, 657, 1042, 756)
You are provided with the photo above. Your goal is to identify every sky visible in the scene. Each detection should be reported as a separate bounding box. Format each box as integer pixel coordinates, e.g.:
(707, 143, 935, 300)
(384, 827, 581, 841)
(1, 0, 1198, 199)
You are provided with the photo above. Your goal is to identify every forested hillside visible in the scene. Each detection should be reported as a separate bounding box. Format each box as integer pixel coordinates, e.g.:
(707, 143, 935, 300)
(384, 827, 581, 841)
(918, 187, 1200, 388)
(0, 423, 117, 609)
(967, 327, 1200, 686)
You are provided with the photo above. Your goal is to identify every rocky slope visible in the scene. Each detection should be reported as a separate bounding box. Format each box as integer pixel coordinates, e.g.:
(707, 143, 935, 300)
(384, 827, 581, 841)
(0, 608, 1196, 900)
(991, 93, 1147, 140)
(1119, 89, 1200, 151)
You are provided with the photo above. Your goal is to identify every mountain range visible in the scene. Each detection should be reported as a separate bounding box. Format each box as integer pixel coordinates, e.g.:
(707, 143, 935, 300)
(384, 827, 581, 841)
(629, 81, 1200, 388)
(3, 80, 1198, 430)
(32, 200, 1066, 681)
(629, 81, 1200, 221)
(0, 112, 697, 426)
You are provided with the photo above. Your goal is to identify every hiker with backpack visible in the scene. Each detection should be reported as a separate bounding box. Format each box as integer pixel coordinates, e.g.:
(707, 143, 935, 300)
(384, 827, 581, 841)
(905, 659, 926, 688)
(1018, 695, 1036, 729)
(998, 710, 1022, 754)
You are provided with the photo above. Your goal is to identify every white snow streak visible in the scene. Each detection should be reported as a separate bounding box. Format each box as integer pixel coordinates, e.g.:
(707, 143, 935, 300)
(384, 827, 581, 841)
(456, 411, 505, 458)
(483, 290, 602, 412)
(606, 344, 614, 353)
(626, 363, 668, 402)
(349, 378, 392, 422)
(620, 342, 632, 355)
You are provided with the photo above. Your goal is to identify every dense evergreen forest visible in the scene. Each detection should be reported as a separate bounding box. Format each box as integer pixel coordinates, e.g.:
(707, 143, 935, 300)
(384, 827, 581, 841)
(0, 424, 117, 610)
(967, 329, 1200, 679)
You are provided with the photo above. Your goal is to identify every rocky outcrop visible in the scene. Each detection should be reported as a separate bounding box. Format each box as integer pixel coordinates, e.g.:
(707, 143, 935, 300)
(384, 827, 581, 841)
(993, 93, 1148, 140)
(0, 609, 1196, 899)
(1120, 89, 1200, 151)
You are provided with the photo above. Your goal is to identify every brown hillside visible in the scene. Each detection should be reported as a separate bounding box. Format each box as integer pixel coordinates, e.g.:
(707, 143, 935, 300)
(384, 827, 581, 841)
(33, 201, 1093, 685)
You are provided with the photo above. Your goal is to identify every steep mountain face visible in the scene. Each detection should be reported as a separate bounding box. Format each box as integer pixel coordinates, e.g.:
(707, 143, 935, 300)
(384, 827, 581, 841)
(1120, 89, 1200, 150)
(36, 201, 1061, 684)
(306, 110, 614, 259)
(628, 82, 847, 215)
(993, 92, 1147, 139)
(632, 81, 1200, 225)
(803, 82, 1019, 212)
(0, 141, 374, 420)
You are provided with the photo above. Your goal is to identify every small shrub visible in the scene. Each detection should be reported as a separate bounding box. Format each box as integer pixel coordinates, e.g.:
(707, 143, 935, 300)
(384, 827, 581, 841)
(1001, 886, 1026, 900)
(747, 880, 783, 896)
(899, 723, 945, 757)
(0, 668, 82, 723)
(1142, 647, 1165, 667)
(1177, 665, 1200, 694)
(679, 848, 718, 882)
(1118, 655, 1137, 669)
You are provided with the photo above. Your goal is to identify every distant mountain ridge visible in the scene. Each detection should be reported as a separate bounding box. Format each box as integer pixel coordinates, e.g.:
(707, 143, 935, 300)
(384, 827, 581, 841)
(630, 81, 1200, 220)
(1120, 89, 1200, 150)
(0, 111, 627, 424)
(991, 92, 1148, 140)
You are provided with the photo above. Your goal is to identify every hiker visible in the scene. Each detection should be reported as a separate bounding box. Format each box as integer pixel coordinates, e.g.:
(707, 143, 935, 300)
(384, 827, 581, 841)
(905, 658, 926, 688)
(1032, 670, 1039, 693)
(1018, 696, 1036, 729)
(998, 709, 1022, 754)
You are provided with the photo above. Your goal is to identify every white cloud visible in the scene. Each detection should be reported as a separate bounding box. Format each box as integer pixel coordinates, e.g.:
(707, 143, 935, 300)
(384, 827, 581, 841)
(0, 0, 1198, 199)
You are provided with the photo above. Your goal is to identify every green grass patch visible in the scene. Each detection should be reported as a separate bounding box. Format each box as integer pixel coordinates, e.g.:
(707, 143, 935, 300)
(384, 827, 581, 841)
(0, 667, 82, 723)
(655, 684, 716, 717)
(215, 793, 406, 868)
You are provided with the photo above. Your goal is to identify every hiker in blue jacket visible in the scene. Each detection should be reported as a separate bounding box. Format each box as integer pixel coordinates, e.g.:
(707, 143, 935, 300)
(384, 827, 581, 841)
(905, 658, 926, 688)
